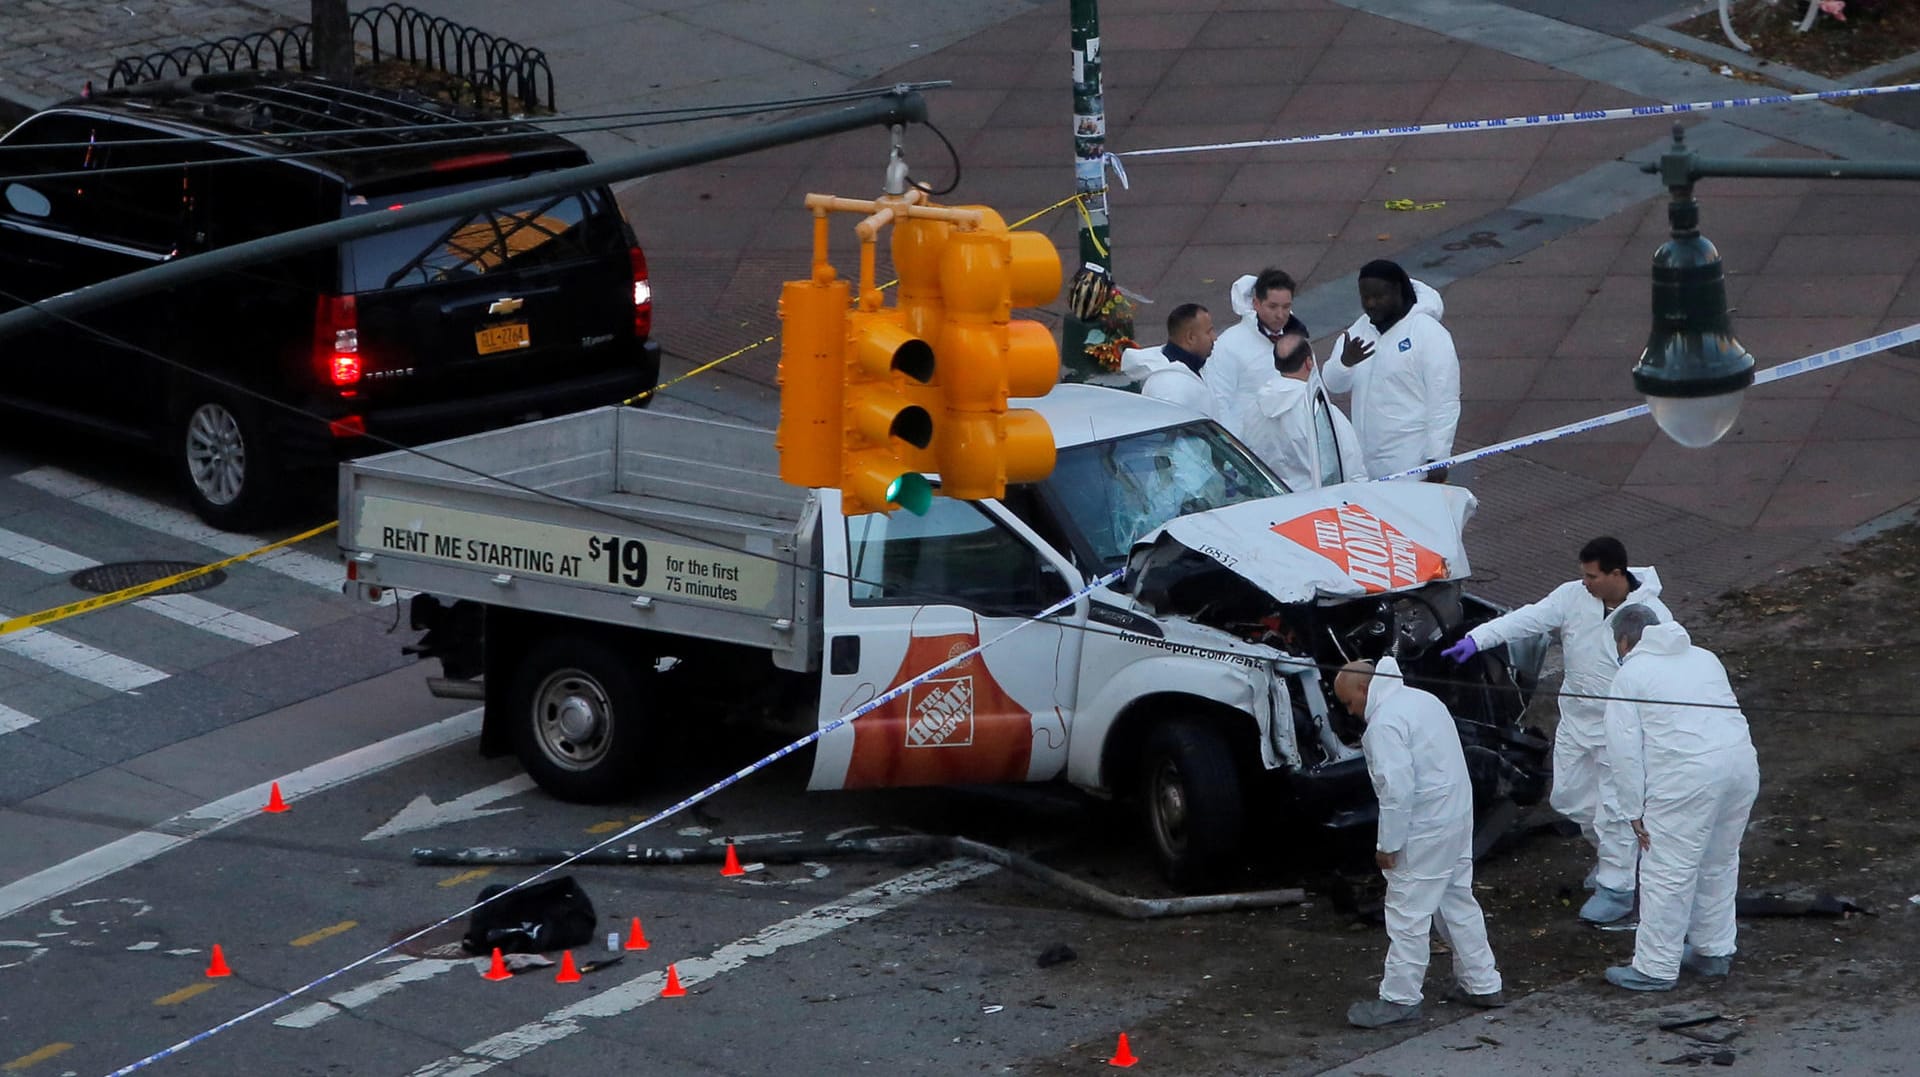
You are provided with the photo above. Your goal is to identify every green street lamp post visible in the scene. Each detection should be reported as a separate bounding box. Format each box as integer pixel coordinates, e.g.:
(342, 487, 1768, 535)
(1637, 125, 1920, 446)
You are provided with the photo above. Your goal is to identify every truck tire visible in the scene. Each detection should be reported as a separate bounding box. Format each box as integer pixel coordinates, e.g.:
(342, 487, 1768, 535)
(1140, 720, 1245, 892)
(508, 633, 652, 803)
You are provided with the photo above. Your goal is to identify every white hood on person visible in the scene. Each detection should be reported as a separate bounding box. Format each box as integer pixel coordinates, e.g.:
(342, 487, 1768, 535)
(1321, 278, 1459, 479)
(1120, 345, 1214, 419)
(1237, 370, 1369, 492)
(1201, 274, 1280, 435)
(1464, 566, 1669, 743)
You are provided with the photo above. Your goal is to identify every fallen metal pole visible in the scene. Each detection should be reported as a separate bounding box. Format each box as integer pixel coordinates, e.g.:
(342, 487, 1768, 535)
(412, 835, 1307, 920)
(0, 90, 928, 343)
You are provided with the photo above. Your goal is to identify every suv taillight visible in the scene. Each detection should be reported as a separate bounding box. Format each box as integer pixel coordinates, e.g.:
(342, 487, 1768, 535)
(315, 294, 362, 390)
(628, 246, 653, 341)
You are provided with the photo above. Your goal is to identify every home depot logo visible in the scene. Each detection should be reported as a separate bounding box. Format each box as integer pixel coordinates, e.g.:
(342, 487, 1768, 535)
(1271, 504, 1447, 593)
(905, 677, 975, 747)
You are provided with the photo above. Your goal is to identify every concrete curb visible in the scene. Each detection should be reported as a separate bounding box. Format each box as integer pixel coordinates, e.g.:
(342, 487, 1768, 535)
(1632, 7, 1920, 95)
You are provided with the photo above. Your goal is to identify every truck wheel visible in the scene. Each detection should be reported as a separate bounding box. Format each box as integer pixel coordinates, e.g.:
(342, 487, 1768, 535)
(509, 634, 651, 803)
(1140, 720, 1245, 892)
(174, 393, 280, 530)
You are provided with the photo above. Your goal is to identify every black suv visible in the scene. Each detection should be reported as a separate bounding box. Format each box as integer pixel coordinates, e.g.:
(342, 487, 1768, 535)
(0, 72, 659, 527)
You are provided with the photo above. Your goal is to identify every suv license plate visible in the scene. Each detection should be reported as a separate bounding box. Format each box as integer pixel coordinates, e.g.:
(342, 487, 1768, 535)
(476, 322, 531, 355)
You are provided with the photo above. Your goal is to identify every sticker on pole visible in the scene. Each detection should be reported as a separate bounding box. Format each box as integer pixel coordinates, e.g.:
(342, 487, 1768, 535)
(1270, 504, 1448, 594)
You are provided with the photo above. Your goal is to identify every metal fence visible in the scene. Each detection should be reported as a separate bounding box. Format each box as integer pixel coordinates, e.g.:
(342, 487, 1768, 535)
(107, 3, 554, 116)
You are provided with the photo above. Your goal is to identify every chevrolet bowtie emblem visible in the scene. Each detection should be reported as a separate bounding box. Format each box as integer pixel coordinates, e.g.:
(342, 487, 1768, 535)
(488, 297, 524, 315)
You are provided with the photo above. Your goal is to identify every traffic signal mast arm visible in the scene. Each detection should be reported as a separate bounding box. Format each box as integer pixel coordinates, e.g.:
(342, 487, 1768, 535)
(775, 187, 1063, 516)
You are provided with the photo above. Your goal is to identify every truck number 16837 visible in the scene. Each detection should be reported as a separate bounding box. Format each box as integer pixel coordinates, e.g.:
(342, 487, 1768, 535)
(587, 535, 649, 587)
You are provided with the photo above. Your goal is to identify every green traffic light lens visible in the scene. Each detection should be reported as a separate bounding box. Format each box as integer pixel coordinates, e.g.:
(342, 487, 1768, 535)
(887, 473, 933, 516)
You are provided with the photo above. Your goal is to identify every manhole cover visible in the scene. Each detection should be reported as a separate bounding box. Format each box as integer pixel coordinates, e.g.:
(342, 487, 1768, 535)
(69, 560, 225, 597)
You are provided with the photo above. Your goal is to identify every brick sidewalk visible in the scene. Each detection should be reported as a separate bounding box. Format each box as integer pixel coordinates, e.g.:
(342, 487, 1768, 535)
(2, 0, 1916, 615)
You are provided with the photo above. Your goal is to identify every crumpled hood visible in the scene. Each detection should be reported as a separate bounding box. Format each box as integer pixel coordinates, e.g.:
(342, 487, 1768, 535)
(1629, 620, 1693, 659)
(1409, 278, 1444, 323)
(1229, 274, 1260, 319)
(1119, 345, 1173, 380)
(1364, 656, 1406, 722)
(1135, 482, 1478, 603)
(1254, 372, 1310, 418)
(1628, 565, 1664, 603)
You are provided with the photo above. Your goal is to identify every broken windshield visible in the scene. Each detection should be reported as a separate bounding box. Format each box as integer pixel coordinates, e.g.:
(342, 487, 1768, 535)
(1046, 420, 1284, 570)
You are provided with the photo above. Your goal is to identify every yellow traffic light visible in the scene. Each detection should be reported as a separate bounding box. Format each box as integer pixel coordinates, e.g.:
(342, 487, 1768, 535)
(842, 307, 934, 516)
(775, 275, 849, 488)
(933, 208, 1063, 500)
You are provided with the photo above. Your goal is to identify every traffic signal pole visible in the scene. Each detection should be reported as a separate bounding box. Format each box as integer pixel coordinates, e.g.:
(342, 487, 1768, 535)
(1062, 0, 1112, 383)
(0, 90, 933, 344)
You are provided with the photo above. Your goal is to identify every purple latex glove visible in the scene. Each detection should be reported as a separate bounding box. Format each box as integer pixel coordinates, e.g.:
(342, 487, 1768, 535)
(1441, 636, 1478, 664)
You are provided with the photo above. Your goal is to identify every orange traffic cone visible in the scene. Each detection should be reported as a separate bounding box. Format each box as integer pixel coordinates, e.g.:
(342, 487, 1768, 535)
(482, 947, 511, 982)
(661, 963, 687, 998)
(262, 782, 289, 814)
(555, 951, 581, 983)
(624, 917, 650, 951)
(720, 843, 744, 877)
(1107, 1033, 1138, 1068)
(205, 944, 233, 978)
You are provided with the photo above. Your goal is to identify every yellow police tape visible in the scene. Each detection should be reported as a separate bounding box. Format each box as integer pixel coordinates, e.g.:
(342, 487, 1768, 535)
(0, 520, 339, 637)
(7, 194, 1087, 631)
(624, 192, 1084, 406)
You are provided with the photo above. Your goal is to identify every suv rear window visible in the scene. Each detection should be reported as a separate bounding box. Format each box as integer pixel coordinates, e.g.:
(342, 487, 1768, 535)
(341, 183, 603, 291)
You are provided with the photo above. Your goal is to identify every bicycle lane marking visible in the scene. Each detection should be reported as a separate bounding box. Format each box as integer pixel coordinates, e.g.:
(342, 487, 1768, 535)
(0, 709, 480, 922)
(403, 859, 1000, 1077)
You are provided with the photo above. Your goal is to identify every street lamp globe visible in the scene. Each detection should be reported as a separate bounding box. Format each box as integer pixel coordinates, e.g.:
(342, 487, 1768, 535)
(1634, 181, 1754, 448)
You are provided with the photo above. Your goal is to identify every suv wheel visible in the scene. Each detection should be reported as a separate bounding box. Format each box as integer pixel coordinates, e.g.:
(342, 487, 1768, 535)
(175, 395, 278, 529)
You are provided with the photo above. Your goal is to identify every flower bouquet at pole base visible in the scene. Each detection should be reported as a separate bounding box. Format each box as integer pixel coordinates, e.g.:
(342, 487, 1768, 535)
(1066, 262, 1139, 376)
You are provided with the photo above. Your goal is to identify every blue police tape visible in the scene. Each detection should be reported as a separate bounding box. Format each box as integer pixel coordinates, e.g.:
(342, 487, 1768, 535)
(104, 565, 1124, 1075)
(1376, 320, 1920, 481)
(1118, 81, 1920, 159)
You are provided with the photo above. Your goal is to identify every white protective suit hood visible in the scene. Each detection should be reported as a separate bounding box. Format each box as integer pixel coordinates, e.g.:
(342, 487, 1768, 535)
(1363, 655, 1407, 723)
(1121, 345, 1213, 418)
(1229, 274, 1260, 320)
(1626, 619, 1692, 660)
(1407, 278, 1445, 325)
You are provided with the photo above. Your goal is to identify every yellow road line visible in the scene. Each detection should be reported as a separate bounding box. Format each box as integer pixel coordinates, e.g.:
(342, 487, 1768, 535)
(153, 983, 218, 1006)
(290, 920, 358, 947)
(3, 1043, 73, 1071)
(585, 820, 624, 834)
(438, 868, 494, 889)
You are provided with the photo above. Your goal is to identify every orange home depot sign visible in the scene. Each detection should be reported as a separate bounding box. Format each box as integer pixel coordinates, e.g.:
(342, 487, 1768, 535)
(1271, 503, 1448, 594)
(844, 628, 1033, 789)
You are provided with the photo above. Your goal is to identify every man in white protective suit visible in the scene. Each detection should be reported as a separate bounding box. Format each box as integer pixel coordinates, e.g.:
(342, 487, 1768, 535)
(1600, 606, 1760, 991)
(1441, 536, 1670, 924)
(1336, 658, 1504, 1029)
(1118, 302, 1218, 418)
(1321, 260, 1459, 481)
(1202, 267, 1309, 436)
(1232, 330, 1368, 491)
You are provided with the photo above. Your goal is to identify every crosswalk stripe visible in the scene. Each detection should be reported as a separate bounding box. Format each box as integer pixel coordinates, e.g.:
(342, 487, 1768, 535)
(0, 704, 37, 735)
(12, 468, 348, 594)
(0, 527, 297, 646)
(0, 611, 168, 690)
(128, 594, 297, 647)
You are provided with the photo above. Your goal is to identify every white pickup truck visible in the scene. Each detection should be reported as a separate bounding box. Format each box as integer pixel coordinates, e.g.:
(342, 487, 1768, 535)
(339, 385, 1548, 889)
